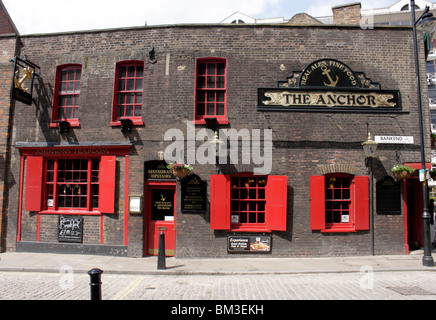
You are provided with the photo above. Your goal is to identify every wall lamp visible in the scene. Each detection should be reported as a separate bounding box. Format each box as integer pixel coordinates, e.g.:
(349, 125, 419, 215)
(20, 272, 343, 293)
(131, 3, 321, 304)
(120, 119, 133, 133)
(58, 121, 70, 134)
(149, 46, 157, 64)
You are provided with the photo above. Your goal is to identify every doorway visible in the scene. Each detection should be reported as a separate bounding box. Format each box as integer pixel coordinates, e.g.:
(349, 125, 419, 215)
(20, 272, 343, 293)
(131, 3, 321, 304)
(406, 179, 424, 250)
(145, 182, 176, 256)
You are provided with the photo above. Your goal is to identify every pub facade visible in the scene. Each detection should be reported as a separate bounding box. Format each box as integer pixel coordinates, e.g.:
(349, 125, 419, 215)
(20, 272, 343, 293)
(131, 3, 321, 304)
(1, 11, 432, 258)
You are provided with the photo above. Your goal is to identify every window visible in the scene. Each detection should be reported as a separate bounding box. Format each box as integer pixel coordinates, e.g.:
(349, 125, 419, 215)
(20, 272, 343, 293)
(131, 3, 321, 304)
(310, 174, 369, 232)
(25, 155, 116, 214)
(45, 159, 99, 210)
(231, 176, 266, 227)
(112, 61, 144, 126)
(51, 65, 82, 127)
(195, 58, 227, 124)
(210, 174, 287, 232)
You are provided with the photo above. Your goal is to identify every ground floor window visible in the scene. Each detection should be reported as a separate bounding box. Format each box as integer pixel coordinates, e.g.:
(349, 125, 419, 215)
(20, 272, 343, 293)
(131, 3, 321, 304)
(45, 158, 100, 211)
(25, 155, 117, 214)
(310, 174, 369, 232)
(210, 173, 287, 232)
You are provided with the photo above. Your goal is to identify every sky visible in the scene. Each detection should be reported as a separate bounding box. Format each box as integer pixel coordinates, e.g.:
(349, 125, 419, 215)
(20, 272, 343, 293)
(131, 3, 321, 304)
(3, 0, 397, 35)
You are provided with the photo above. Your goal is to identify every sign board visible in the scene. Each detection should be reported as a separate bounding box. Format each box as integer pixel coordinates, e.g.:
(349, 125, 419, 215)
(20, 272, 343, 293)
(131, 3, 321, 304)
(10, 56, 39, 106)
(374, 136, 414, 144)
(58, 216, 83, 243)
(376, 176, 401, 214)
(181, 174, 207, 213)
(227, 235, 271, 253)
(144, 160, 175, 180)
(258, 59, 402, 113)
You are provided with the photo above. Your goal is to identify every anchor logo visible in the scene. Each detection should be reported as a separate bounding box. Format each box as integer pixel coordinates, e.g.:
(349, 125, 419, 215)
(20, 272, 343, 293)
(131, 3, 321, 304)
(321, 65, 339, 87)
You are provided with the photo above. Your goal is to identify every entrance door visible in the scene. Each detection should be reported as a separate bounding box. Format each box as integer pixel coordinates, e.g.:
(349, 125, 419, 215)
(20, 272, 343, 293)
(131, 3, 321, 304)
(145, 182, 176, 256)
(406, 179, 424, 249)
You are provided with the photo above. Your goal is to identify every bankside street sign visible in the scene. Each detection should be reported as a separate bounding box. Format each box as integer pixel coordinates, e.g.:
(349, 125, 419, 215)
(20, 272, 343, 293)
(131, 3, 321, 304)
(374, 136, 414, 144)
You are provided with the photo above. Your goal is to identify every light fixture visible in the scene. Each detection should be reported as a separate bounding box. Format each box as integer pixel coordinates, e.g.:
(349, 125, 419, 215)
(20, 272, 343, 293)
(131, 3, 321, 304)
(58, 121, 70, 134)
(362, 132, 378, 158)
(416, 6, 436, 32)
(120, 118, 133, 133)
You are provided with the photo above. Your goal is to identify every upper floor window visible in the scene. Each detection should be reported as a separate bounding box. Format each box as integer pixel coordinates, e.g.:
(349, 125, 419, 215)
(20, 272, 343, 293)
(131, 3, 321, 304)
(51, 64, 82, 127)
(111, 61, 144, 126)
(195, 58, 227, 124)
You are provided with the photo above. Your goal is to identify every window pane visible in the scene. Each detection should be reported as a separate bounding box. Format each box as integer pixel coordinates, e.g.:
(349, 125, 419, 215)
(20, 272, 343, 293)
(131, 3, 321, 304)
(207, 103, 215, 115)
(207, 76, 215, 88)
(136, 66, 143, 78)
(197, 91, 205, 102)
(67, 70, 75, 80)
(126, 93, 134, 104)
(207, 63, 215, 75)
(216, 76, 225, 88)
(198, 63, 206, 75)
(135, 105, 142, 117)
(135, 79, 143, 91)
(135, 93, 142, 104)
(216, 104, 225, 116)
(217, 63, 225, 75)
(127, 79, 135, 91)
(118, 79, 126, 91)
(60, 71, 67, 81)
(197, 76, 205, 88)
(76, 70, 81, 80)
(126, 105, 133, 117)
(119, 66, 127, 77)
(127, 66, 136, 77)
(197, 103, 205, 115)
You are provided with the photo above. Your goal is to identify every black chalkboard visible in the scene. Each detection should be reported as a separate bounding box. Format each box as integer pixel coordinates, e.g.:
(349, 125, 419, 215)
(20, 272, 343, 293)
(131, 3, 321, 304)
(58, 216, 83, 243)
(376, 176, 401, 214)
(181, 174, 206, 213)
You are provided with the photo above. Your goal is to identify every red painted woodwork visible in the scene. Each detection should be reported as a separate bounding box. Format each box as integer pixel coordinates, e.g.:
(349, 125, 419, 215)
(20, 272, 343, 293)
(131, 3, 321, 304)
(98, 156, 116, 214)
(25, 156, 44, 212)
(266, 175, 288, 231)
(210, 174, 231, 230)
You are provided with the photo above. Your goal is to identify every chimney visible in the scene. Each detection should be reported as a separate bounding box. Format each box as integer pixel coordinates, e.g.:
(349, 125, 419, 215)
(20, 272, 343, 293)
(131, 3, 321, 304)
(332, 2, 361, 25)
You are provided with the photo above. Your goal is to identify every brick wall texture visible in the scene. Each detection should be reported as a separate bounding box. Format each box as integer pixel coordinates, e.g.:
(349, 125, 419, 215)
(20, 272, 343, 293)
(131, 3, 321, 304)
(3, 24, 431, 258)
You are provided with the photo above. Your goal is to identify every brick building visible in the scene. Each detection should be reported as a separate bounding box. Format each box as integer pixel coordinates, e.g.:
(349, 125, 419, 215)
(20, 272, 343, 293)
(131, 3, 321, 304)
(0, 0, 18, 252)
(1, 2, 433, 258)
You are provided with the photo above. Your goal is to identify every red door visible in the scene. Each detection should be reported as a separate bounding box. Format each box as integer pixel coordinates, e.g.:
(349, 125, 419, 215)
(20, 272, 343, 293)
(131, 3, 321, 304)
(145, 182, 176, 256)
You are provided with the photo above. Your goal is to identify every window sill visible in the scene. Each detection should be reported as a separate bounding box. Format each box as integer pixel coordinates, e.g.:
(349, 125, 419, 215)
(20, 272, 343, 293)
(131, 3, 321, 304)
(321, 226, 357, 233)
(228, 225, 271, 233)
(39, 209, 102, 216)
(50, 121, 80, 128)
(193, 118, 229, 126)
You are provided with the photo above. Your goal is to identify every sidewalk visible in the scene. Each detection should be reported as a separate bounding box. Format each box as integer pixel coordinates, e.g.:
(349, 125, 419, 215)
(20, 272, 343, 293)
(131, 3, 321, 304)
(0, 250, 435, 275)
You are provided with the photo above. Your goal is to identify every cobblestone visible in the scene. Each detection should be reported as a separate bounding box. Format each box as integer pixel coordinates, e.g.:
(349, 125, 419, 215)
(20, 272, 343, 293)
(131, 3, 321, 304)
(1, 271, 436, 301)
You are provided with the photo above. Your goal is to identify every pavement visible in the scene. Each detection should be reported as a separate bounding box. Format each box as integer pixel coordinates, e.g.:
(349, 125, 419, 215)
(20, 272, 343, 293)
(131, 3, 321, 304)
(0, 250, 435, 275)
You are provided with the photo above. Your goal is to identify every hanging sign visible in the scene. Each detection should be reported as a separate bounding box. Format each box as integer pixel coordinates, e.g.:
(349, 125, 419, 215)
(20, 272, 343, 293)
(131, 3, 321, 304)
(258, 59, 402, 113)
(10, 56, 40, 106)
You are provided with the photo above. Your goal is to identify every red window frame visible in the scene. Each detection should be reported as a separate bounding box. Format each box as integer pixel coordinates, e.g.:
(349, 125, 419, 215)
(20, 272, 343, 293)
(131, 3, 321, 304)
(25, 155, 117, 215)
(50, 64, 82, 128)
(210, 174, 287, 232)
(310, 174, 369, 232)
(45, 158, 99, 212)
(194, 58, 228, 125)
(111, 61, 144, 126)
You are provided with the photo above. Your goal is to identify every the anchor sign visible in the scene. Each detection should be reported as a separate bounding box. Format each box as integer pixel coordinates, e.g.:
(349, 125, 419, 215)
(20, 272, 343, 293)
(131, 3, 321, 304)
(321, 65, 339, 87)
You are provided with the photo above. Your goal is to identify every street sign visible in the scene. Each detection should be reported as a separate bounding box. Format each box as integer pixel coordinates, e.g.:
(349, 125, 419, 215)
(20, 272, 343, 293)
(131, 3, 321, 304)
(374, 136, 414, 144)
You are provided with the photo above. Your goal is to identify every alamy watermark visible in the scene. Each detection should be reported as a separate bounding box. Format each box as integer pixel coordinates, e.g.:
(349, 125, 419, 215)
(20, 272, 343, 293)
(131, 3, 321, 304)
(163, 123, 272, 175)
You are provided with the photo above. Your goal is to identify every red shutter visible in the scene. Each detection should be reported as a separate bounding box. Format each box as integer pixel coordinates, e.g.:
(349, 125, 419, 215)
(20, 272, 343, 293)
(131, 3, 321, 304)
(310, 175, 325, 230)
(266, 175, 287, 231)
(354, 175, 369, 230)
(210, 174, 231, 230)
(99, 156, 116, 214)
(25, 156, 44, 212)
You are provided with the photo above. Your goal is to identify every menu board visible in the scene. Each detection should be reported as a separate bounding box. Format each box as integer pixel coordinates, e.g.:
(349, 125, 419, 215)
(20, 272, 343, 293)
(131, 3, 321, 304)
(58, 216, 83, 243)
(181, 174, 206, 213)
(228, 235, 271, 253)
(376, 176, 401, 214)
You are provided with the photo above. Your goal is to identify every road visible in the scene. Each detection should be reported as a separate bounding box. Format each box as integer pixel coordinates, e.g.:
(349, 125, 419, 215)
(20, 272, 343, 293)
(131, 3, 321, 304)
(1, 270, 435, 301)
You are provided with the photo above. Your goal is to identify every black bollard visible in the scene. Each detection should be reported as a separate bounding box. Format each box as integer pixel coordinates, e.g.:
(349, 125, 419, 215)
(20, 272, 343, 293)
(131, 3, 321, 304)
(157, 231, 166, 270)
(88, 268, 104, 300)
